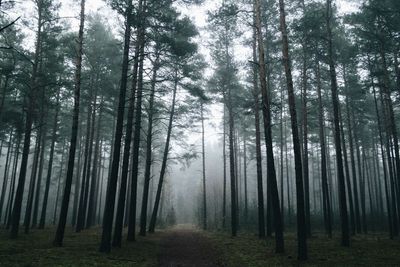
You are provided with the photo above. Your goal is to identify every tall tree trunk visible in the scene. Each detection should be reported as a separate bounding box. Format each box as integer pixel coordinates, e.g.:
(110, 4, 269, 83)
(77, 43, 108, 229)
(139, 52, 160, 236)
(39, 92, 60, 229)
(252, 26, 265, 237)
(98, 0, 132, 253)
(201, 102, 207, 230)
(127, 0, 147, 241)
(0, 131, 13, 221)
(301, 37, 311, 239)
(86, 95, 103, 228)
(111, 0, 138, 247)
(24, 129, 42, 233)
(222, 107, 227, 229)
(316, 59, 332, 237)
(148, 70, 178, 233)
(10, 0, 43, 238)
(345, 92, 361, 234)
(76, 78, 95, 232)
(32, 126, 47, 228)
(372, 71, 395, 238)
(53, 0, 86, 247)
(256, 0, 284, 254)
(5, 134, 21, 228)
(326, 0, 350, 247)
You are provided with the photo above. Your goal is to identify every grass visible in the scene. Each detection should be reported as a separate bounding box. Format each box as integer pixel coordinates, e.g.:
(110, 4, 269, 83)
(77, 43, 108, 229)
(206, 230, 400, 266)
(0, 226, 399, 266)
(0, 227, 162, 267)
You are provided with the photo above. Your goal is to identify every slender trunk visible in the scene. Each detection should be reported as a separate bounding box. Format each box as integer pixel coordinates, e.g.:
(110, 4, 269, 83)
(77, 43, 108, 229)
(278, 0, 307, 257)
(86, 96, 103, 228)
(252, 26, 265, 237)
(222, 107, 227, 229)
(256, 0, 284, 253)
(127, 1, 147, 240)
(345, 93, 361, 234)
(24, 129, 42, 233)
(326, 0, 349, 247)
(139, 52, 160, 235)
(0, 131, 13, 221)
(148, 71, 178, 233)
(316, 60, 332, 237)
(98, 0, 133, 253)
(372, 73, 395, 238)
(39, 92, 60, 229)
(6, 134, 21, 228)
(32, 128, 47, 228)
(53, 0, 85, 246)
(112, 8, 139, 246)
(76, 79, 95, 232)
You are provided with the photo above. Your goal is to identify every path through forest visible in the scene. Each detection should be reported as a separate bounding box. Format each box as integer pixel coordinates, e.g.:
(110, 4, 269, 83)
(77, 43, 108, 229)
(158, 225, 224, 267)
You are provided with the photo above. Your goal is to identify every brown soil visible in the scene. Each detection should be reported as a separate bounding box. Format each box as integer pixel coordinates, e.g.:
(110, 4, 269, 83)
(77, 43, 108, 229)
(158, 225, 225, 267)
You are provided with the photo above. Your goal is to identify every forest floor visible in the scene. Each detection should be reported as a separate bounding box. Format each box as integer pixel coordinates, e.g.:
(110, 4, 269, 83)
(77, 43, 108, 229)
(1, 225, 400, 266)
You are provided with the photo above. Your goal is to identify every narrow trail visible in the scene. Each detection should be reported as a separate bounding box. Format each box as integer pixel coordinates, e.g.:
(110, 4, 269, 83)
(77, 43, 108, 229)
(158, 225, 225, 267)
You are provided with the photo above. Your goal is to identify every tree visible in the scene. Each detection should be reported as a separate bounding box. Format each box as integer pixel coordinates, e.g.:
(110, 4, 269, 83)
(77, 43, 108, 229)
(53, 0, 86, 247)
(255, 0, 284, 253)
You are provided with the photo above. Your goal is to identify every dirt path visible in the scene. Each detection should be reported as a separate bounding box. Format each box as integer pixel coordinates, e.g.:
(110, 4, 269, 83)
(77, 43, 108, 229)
(158, 225, 225, 267)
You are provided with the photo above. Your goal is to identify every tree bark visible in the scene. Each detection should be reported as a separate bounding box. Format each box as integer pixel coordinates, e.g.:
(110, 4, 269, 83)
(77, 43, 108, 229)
(256, 0, 284, 254)
(53, 0, 86, 247)
(326, 0, 349, 247)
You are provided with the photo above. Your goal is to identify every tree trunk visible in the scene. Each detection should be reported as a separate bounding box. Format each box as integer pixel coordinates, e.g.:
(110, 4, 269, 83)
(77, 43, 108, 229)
(86, 95, 103, 228)
(39, 92, 60, 229)
(139, 51, 160, 235)
(256, 0, 284, 254)
(316, 59, 332, 237)
(326, 0, 349, 247)
(252, 25, 265, 237)
(148, 69, 178, 233)
(53, 0, 86, 247)
(99, 0, 133, 252)
(127, 0, 147, 241)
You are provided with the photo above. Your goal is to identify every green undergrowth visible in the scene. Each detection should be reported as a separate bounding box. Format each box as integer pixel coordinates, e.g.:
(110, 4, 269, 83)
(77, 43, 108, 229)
(0, 227, 162, 267)
(206, 230, 400, 266)
(1, 226, 399, 266)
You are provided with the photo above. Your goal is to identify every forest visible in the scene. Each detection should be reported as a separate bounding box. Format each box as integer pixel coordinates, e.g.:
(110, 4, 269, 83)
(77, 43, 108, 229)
(0, 0, 400, 266)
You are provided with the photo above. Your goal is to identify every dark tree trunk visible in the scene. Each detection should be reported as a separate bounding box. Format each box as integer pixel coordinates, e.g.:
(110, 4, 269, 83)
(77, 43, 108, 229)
(252, 26, 265, 238)
(222, 107, 227, 229)
(10, 1, 43, 237)
(53, 0, 86, 247)
(201, 102, 207, 230)
(99, 0, 132, 253)
(86, 96, 103, 228)
(326, 0, 350, 247)
(316, 60, 332, 237)
(372, 71, 395, 238)
(6, 134, 21, 228)
(24, 129, 42, 233)
(32, 127, 47, 228)
(139, 52, 160, 236)
(127, 1, 147, 240)
(112, 0, 139, 247)
(256, 0, 284, 254)
(39, 92, 60, 229)
(0, 131, 13, 221)
(76, 78, 95, 232)
(148, 71, 178, 233)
